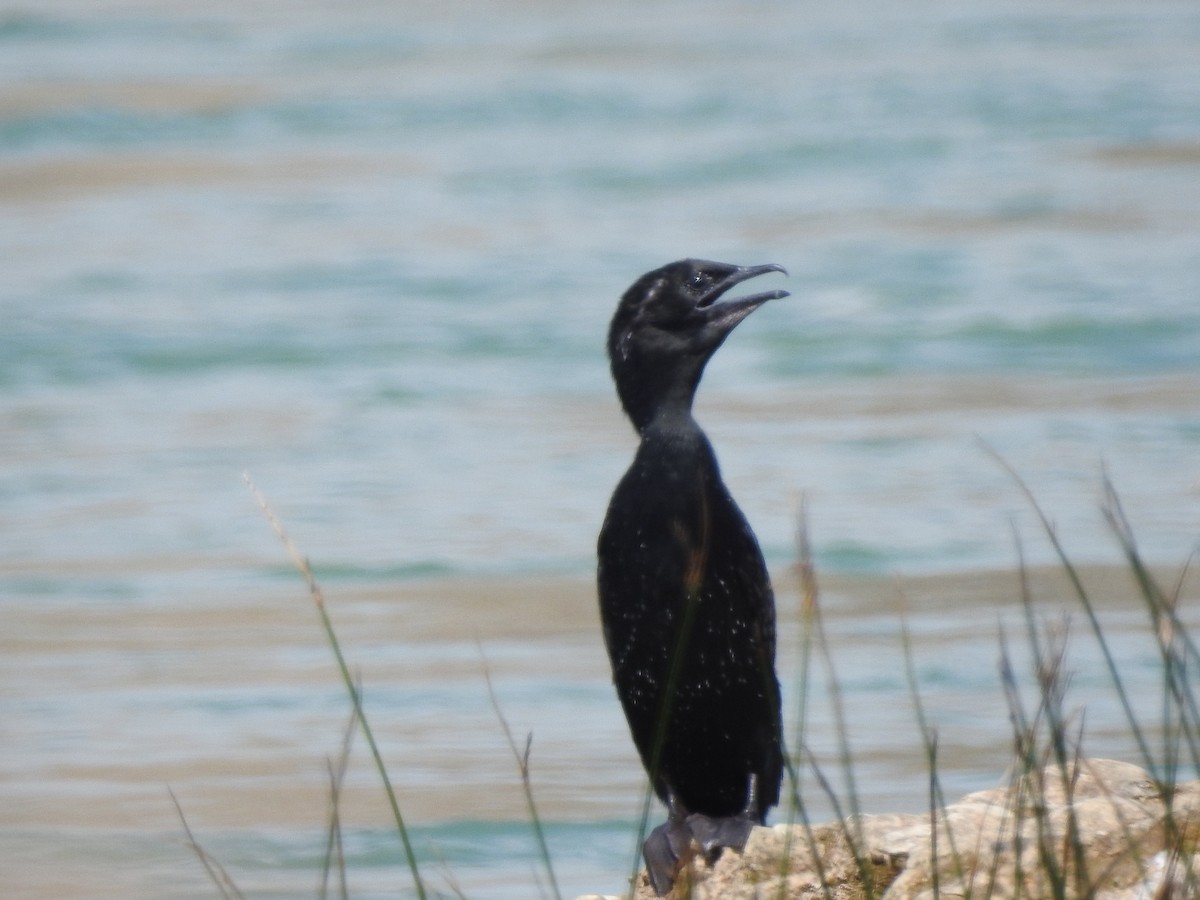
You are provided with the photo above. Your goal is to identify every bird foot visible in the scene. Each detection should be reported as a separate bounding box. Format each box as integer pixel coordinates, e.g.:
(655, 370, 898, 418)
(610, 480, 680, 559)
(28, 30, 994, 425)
(685, 811, 756, 863)
(643, 818, 694, 896)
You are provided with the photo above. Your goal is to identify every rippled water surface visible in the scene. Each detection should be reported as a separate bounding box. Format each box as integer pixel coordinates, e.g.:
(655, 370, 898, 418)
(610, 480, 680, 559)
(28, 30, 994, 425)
(2, 1, 1199, 896)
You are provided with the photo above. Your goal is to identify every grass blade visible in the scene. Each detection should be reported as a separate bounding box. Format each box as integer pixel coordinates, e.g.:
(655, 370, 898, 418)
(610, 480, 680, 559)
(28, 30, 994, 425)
(480, 646, 563, 900)
(245, 473, 427, 900)
(169, 787, 245, 900)
(982, 445, 1156, 774)
(319, 705, 356, 900)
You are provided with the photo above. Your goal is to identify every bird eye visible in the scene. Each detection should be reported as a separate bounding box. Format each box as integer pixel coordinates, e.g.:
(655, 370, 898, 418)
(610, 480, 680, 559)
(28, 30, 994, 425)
(689, 272, 710, 290)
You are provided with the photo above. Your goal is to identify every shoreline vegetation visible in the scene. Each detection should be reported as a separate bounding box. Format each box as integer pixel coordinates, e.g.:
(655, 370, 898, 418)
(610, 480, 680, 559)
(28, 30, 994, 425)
(587, 756, 1200, 898)
(178, 475, 1195, 898)
(2, 482, 1194, 896)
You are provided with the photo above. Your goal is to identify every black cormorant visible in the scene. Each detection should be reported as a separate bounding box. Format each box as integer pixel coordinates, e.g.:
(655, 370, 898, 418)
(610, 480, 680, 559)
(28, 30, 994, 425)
(597, 259, 788, 894)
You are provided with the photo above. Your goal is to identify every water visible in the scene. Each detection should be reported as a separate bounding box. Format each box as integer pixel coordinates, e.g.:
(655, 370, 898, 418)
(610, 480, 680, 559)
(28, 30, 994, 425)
(2, 1, 1199, 896)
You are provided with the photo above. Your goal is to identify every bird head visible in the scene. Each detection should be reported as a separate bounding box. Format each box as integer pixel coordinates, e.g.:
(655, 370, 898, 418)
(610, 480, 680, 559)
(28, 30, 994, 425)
(607, 259, 789, 430)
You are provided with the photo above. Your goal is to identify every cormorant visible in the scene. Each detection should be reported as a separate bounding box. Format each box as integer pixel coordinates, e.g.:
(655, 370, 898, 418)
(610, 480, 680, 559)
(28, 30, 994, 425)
(597, 259, 788, 894)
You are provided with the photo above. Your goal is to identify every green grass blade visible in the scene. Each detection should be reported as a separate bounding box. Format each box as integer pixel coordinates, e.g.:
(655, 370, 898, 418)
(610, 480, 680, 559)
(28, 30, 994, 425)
(169, 786, 246, 900)
(983, 446, 1156, 774)
(245, 473, 427, 900)
(481, 648, 563, 900)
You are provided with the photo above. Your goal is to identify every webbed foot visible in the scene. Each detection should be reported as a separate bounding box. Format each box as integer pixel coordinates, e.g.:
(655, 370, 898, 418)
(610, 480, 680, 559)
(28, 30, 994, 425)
(685, 811, 756, 862)
(643, 817, 693, 896)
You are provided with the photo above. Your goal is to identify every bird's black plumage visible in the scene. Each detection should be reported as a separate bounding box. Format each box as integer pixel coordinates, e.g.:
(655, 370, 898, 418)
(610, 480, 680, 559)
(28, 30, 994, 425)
(597, 259, 788, 893)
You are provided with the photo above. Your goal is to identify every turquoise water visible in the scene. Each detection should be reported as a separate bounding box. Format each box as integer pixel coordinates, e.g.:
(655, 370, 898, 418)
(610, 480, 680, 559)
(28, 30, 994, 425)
(2, 1, 1199, 897)
(3, 1, 1199, 581)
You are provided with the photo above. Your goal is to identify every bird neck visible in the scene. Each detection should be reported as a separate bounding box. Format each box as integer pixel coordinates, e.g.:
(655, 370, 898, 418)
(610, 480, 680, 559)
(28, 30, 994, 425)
(617, 359, 708, 435)
(613, 344, 712, 435)
(628, 387, 702, 438)
(636, 397, 706, 447)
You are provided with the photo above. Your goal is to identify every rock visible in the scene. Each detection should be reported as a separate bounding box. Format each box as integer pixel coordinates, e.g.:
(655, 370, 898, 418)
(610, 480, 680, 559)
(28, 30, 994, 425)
(581, 759, 1200, 900)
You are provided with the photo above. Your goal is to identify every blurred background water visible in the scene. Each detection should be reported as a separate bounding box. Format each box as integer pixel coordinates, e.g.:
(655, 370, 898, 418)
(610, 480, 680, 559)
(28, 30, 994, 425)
(2, 1, 1199, 897)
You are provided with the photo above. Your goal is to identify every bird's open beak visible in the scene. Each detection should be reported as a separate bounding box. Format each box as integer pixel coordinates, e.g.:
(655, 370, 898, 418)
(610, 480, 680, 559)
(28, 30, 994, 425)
(698, 263, 789, 332)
